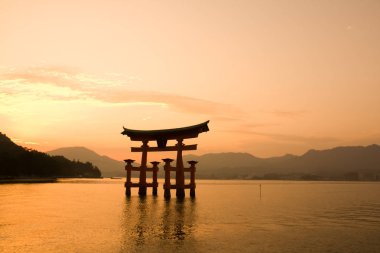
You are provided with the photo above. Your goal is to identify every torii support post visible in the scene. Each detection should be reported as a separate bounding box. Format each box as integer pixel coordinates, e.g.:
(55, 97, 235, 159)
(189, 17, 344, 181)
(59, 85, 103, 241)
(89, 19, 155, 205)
(163, 158, 174, 199)
(151, 161, 160, 196)
(124, 159, 134, 197)
(188, 161, 198, 198)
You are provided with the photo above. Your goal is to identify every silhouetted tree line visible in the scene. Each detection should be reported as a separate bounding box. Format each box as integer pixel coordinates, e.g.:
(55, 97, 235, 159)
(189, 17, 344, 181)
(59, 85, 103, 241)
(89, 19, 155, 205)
(0, 132, 101, 178)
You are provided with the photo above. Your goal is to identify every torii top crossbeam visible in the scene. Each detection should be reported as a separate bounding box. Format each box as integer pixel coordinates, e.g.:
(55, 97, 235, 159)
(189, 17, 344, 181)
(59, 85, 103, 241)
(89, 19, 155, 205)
(121, 121, 209, 148)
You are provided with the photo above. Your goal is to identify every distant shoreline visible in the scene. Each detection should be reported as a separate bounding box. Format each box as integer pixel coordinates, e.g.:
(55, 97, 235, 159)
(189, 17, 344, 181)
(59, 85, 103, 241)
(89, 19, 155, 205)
(1, 177, 379, 184)
(0, 178, 58, 184)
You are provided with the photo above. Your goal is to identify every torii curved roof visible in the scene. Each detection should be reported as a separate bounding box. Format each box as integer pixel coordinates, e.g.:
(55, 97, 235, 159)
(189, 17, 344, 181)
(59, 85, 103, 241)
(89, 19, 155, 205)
(121, 120, 209, 141)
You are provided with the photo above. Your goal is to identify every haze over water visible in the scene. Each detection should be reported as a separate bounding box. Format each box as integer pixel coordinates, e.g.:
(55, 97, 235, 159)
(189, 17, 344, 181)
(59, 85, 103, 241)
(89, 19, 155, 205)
(1, 179, 380, 253)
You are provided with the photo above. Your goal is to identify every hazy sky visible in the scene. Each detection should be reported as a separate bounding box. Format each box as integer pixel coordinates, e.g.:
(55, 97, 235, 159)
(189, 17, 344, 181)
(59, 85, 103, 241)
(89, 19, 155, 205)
(1, 0, 380, 160)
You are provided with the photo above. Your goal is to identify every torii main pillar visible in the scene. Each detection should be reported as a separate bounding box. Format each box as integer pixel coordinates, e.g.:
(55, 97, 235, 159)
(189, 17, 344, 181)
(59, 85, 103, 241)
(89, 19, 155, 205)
(175, 139, 185, 198)
(138, 140, 148, 196)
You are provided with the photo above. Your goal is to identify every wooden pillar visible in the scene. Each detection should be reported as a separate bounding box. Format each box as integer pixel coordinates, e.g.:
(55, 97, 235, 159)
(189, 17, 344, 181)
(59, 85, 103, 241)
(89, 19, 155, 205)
(151, 161, 160, 196)
(188, 161, 197, 198)
(139, 140, 149, 196)
(124, 159, 134, 196)
(163, 158, 173, 199)
(176, 139, 185, 199)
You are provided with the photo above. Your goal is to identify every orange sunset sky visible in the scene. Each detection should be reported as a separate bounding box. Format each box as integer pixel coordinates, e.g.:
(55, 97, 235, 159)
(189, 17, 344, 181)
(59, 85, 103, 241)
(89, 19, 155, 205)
(1, 0, 380, 161)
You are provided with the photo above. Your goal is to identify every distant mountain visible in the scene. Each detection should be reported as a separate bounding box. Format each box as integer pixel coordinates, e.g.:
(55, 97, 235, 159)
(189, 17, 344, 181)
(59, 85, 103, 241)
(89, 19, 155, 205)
(48, 147, 125, 177)
(0, 132, 101, 178)
(184, 145, 380, 180)
(183, 152, 265, 179)
(47, 144, 380, 181)
(288, 145, 380, 177)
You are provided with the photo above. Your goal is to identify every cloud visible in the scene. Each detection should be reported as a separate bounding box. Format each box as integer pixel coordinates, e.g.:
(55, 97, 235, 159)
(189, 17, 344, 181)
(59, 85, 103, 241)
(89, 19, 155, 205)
(1, 66, 128, 89)
(209, 116, 241, 122)
(0, 66, 242, 117)
(350, 133, 380, 145)
(269, 110, 307, 119)
(224, 127, 339, 145)
(243, 122, 279, 128)
(254, 132, 339, 143)
(11, 138, 40, 146)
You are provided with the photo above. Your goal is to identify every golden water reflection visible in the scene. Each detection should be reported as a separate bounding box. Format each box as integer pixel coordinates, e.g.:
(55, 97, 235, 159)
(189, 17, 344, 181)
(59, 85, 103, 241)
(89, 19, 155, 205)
(120, 197, 197, 252)
(2, 180, 380, 253)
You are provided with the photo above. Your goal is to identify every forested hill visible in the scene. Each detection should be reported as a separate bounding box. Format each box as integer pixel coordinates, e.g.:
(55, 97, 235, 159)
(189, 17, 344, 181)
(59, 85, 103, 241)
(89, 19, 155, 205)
(48, 147, 125, 177)
(0, 132, 101, 178)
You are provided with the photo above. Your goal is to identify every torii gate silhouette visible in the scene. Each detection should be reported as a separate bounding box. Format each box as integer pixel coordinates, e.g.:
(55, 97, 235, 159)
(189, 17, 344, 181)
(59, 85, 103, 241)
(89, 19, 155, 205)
(121, 121, 209, 199)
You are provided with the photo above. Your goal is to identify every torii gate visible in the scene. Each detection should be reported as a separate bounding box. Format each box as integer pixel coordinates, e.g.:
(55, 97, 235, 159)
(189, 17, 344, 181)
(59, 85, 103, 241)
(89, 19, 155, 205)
(121, 121, 209, 199)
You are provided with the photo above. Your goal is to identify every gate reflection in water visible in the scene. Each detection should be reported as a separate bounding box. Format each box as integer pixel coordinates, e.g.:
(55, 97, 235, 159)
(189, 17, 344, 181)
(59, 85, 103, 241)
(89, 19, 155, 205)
(120, 197, 197, 252)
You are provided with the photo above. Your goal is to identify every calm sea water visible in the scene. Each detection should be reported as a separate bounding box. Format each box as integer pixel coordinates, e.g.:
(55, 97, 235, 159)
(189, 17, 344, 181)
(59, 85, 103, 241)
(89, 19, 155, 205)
(1, 179, 380, 253)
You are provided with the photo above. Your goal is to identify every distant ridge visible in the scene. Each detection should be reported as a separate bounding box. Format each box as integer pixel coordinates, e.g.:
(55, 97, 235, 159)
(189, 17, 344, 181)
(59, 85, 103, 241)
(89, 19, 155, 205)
(184, 145, 380, 180)
(48, 147, 125, 177)
(48, 144, 380, 180)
